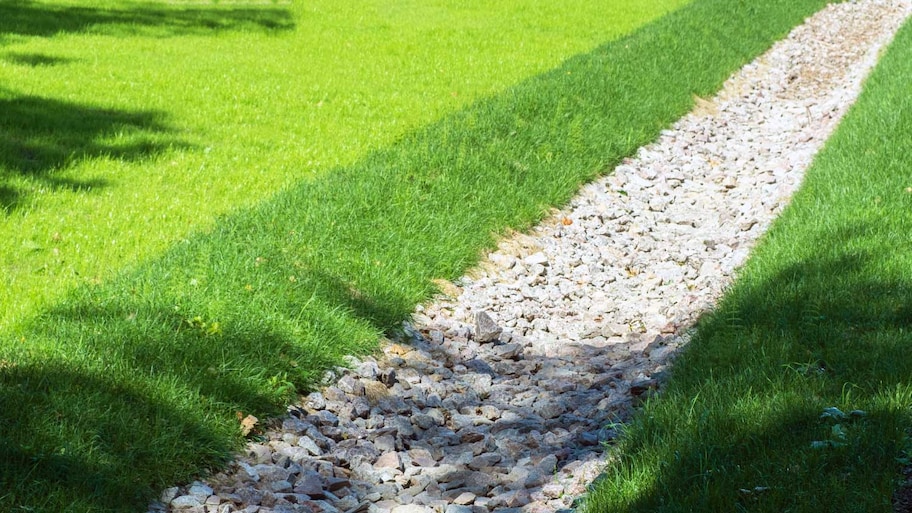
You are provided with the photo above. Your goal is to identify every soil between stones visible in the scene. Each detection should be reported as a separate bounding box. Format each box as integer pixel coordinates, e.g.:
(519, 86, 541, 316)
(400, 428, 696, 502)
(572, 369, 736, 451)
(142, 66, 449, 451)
(152, 2, 912, 512)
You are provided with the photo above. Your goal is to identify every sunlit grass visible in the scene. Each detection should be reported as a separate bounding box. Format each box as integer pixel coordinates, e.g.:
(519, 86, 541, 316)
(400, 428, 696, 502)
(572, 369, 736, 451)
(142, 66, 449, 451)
(0, 0, 687, 329)
(584, 16, 912, 512)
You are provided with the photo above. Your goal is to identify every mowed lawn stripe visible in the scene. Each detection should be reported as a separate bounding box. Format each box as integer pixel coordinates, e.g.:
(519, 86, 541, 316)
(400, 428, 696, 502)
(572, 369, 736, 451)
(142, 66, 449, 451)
(0, 0, 831, 511)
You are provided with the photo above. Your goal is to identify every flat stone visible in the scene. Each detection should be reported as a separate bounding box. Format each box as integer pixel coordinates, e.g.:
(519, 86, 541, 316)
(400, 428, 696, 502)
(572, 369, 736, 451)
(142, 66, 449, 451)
(468, 453, 502, 470)
(491, 343, 522, 360)
(374, 452, 403, 471)
(452, 492, 476, 505)
(294, 472, 324, 497)
(406, 448, 437, 468)
(170, 495, 203, 509)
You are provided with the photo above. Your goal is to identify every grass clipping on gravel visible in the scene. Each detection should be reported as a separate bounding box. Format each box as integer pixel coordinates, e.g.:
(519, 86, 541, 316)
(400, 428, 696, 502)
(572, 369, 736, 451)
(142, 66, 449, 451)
(0, 0, 833, 511)
(583, 16, 912, 513)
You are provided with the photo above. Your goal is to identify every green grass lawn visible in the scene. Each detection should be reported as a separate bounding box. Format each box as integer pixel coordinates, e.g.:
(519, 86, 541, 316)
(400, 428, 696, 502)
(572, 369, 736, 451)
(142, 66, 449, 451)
(0, 0, 840, 511)
(583, 16, 912, 513)
(0, 0, 687, 330)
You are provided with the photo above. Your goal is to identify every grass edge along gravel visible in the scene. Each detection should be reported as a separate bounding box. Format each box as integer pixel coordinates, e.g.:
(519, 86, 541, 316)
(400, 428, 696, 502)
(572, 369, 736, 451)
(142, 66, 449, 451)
(582, 15, 912, 513)
(0, 0, 832, 511)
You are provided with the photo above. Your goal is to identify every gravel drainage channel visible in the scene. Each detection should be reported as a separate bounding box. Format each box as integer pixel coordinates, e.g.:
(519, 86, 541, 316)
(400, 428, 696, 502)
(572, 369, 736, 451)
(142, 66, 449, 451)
(151, 1, 912, 512)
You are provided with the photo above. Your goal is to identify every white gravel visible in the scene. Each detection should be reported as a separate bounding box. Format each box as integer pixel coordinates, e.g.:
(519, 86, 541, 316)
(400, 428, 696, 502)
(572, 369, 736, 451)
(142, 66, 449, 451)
(152, 2, 912, 512)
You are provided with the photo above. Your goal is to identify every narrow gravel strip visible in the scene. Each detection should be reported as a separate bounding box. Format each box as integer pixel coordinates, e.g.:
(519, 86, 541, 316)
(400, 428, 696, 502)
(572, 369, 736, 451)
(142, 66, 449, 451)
(152, 2, 912, 512)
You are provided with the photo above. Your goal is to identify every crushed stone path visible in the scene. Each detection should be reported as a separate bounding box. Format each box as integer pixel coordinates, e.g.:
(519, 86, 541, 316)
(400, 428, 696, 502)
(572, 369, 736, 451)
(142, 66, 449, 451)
(152, 2, 912, 512)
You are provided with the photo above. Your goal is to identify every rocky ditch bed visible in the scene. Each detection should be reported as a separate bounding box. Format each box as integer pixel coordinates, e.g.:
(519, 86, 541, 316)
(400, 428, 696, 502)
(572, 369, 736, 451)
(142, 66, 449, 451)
(150, 1, 912, 512)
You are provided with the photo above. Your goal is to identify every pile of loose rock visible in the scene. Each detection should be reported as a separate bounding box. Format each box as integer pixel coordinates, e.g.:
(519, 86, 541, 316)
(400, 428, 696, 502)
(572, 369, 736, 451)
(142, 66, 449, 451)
(150, 1, 912, 512)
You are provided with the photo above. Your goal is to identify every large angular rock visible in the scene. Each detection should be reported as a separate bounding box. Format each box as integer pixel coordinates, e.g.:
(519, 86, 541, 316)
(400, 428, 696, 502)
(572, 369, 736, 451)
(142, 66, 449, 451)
(474, 311, 502, 343)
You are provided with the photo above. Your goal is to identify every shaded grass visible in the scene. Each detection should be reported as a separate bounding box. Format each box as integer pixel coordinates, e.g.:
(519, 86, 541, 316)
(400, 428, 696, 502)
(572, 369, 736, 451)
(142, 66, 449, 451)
(0, 0, 294, 40)
(584, 16, 912, 513)
(0, 0, 683, 329)
(0, 0, 836, 510)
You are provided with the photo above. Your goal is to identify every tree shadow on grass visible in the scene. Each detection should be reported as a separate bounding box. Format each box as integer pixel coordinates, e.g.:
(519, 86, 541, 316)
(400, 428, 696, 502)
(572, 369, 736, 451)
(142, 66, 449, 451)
(0, 0, 294, 41)
(0, 89, 185, 212)
(0, 1, 294, 212)
(592, 225, 912, 511)
(0, 362, 233, 511)
(0, 274, 383, 511)
(3, 51, 77, 67)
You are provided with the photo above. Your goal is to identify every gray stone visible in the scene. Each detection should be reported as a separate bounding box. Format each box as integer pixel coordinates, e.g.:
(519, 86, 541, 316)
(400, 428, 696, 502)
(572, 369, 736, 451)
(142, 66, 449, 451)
(338, 375, 366, 396)
(335, 496, 360, 511)
(467, 452, 502, 470)
(297, 435, 323, 456)
(491, 343, 522, 360)
(273, 505, 311, 513)
(313, 410, 340, 427)
(535, 454, 558, 474)
(356, 361, 381, 379)
(270, 480, 293, 493)
(411, 414, 438, 430)
(474, 311, 502, 343)
(170, 495, 202, 509)
(308, 501, 342, 513)
(532, 399, 565, 420)
(254, 464, 290, 483)
(160, 487, 180, 504)
(352, 397, 371, 419)
(490, 489, 531, 508)
(304, 392, 327, 410)
(294, 472, 324, 497)
(237, 462, 260, 482)
(374, 434, 396, 453)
